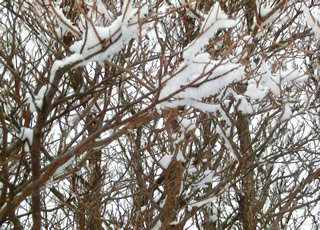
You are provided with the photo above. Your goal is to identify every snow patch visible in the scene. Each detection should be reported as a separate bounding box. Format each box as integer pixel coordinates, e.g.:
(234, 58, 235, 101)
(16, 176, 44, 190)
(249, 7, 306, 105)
(54, 155, 75, 177)
(176, 149, 185, 163)
(159, 154, 173, 169)
(47, 1, 150, 94)
(189, 196, 216, 208)
(245, 81, 267, 101)
(35, 85, 48, 110)
(303, 5, 320, 39)
(279, 103, 292, 121)
(19, 128, 33, 145)
(151, 220, 162, 230)
(159, 3, 242, 111)
(259, 4, 280, 24)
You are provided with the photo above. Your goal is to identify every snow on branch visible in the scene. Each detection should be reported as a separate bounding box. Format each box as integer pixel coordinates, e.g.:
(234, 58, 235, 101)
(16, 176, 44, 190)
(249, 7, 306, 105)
(49, 1, 148, 83)
(189, 196, 216, 209)
(19, 128, 33, 145)
(184, 3, 236, 59)
(303, 4, 320, 39)
(40, 1, 149, 113)
(50, 4, 82, 37)
(160, 55, 244, 109)
(159, 3, 242, 110)
(19, 128, 34, 151)
(53, 155, 75, 177)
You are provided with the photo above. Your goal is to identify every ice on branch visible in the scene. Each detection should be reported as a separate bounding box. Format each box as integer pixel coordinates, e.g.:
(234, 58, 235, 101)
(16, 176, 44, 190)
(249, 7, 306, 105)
(303, 5, 320, 39)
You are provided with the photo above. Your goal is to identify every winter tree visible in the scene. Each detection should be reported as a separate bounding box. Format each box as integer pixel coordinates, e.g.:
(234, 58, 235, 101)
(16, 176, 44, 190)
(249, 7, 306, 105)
(0, 0, 320, 229)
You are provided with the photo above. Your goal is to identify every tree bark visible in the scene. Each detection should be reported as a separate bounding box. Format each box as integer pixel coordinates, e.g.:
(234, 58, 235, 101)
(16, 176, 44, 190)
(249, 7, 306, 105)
(237, 112, 257, 230)
(31, 126, 42, 230)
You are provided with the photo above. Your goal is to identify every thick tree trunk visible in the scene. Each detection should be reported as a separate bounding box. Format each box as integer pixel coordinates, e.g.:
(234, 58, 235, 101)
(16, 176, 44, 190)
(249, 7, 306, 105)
(237, 112, 257, 230)
(31, 126, 42, 230)
(87, 149, 103, 230)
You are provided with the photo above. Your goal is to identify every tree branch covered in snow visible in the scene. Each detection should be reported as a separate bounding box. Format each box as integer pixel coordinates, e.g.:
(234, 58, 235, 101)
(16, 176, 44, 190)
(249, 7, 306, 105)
(0, 0, 320, 229)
